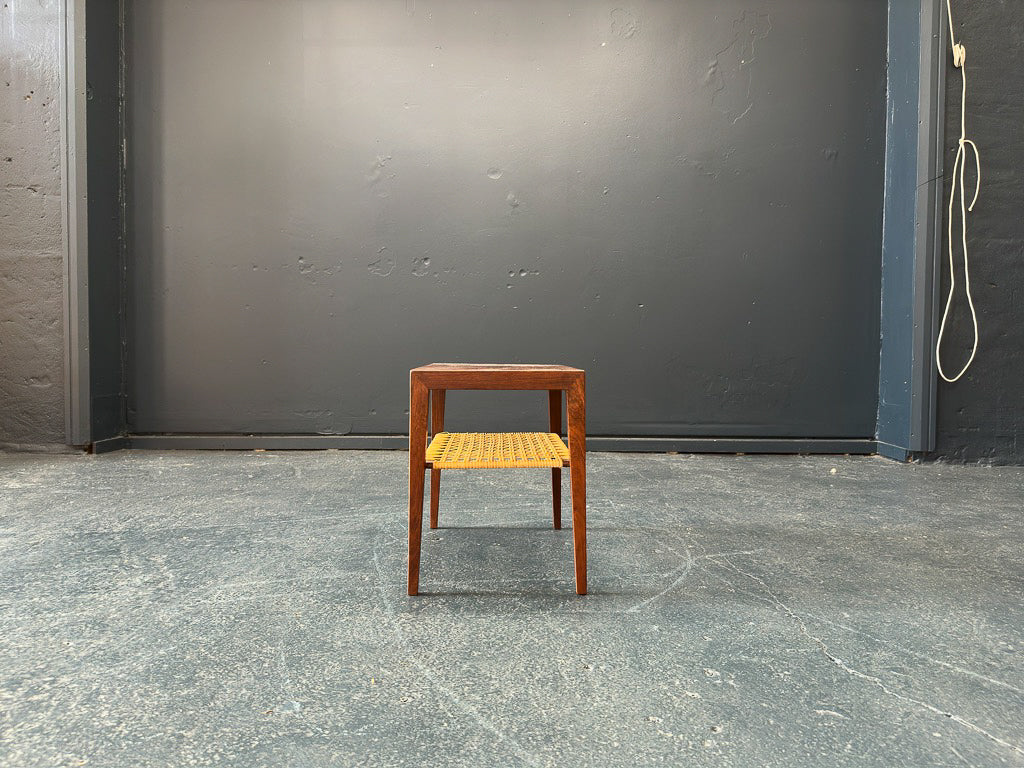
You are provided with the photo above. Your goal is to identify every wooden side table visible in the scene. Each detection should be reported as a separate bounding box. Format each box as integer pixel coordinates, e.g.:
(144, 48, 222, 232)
(408, 363, 587, 596)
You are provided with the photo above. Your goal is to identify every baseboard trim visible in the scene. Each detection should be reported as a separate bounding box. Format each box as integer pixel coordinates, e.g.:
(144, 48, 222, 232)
(124, 434, 877, 455)
(128, 434, 407, 450)
(90, 436, 131, 454)
(588, 437, 876, 454)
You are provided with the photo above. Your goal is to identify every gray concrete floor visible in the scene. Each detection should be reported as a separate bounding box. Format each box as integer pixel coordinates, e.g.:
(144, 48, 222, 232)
(1, 450, 1022, 768)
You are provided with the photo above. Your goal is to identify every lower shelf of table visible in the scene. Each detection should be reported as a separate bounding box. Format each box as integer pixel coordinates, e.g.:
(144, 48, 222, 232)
(424, 431, 571, 469)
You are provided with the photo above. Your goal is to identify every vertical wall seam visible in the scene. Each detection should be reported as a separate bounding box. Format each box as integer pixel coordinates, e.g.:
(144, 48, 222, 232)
(910, 0, 947, 452)
(59, 0, 71, 442)
(925, 0, 948, 451)
(117, 0, 129, 435)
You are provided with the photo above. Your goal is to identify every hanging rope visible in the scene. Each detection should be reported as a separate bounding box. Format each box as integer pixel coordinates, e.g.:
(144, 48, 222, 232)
(935, 0, 982, 383)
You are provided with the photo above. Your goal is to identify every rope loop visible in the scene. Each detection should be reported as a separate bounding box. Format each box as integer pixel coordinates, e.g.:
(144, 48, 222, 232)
(936, 0, 981, 383)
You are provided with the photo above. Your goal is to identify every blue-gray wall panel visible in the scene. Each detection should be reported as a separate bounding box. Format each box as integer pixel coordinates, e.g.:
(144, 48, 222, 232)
(877, 0, 920, 449)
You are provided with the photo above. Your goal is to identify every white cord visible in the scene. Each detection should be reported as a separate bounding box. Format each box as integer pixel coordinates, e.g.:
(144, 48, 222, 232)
(936, 0, 982, 383)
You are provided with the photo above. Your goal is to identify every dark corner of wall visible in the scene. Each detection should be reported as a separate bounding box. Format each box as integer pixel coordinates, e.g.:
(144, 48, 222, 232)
(84, 0, 129, 444)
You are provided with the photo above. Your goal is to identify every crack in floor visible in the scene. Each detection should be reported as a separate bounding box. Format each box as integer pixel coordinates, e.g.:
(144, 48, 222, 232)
(707, 555, 1024, 758)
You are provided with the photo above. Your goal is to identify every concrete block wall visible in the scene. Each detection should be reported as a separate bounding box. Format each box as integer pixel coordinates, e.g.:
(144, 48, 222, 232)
(0, 0, 66, 449)
(931, 0, 1024, 464)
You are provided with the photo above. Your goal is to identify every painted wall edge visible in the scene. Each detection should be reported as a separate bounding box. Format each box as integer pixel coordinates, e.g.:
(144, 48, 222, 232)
(61, 0, 92, 446)
(876, 0, 946, 456)
(62, 0, 128, 447)
(910, 0, 946, 452)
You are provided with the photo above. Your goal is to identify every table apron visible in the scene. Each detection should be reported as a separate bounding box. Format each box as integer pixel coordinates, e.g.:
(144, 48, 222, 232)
(412, 373, 581, 390)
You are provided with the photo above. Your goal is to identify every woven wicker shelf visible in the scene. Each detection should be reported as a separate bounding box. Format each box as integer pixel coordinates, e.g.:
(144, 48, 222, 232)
(425, 431, 570, 469)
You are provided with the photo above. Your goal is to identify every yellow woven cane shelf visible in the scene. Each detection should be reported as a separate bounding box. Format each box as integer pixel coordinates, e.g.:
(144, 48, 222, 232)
(425, 432, 570, 469)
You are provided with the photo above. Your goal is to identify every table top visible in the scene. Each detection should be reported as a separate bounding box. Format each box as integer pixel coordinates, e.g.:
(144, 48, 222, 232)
(410, 363, 584, 389)
(412, 363, 583, 373)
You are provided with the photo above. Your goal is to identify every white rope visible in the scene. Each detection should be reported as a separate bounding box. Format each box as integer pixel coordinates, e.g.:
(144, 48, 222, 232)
(936, 0, 982, 382)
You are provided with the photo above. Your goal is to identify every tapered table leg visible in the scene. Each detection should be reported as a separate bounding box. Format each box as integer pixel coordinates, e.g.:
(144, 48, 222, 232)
(408, 378, 429, 595)
(567, 375, 586, 595)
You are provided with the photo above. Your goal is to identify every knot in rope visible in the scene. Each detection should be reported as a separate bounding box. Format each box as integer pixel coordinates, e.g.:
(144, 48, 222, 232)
(952, 41, 966, 68)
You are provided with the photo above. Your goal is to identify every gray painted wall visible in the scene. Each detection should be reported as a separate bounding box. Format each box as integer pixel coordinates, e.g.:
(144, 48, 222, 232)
(127, 0, 887, 438)
(931, 0, 1024, 464)
(0, 0, 66, 449)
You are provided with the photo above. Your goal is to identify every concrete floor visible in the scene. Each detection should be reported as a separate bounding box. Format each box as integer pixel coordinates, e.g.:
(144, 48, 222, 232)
(1, 450, 1022, 768)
